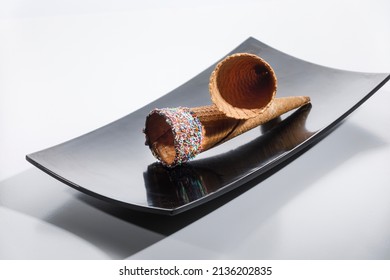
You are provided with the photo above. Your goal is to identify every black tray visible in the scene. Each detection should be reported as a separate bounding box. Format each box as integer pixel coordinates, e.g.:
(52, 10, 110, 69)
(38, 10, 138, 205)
(26, 37, 390, 215)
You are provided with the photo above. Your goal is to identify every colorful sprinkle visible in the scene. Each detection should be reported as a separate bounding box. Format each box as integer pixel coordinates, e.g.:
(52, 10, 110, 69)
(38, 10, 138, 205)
(146, 107, 203, 167)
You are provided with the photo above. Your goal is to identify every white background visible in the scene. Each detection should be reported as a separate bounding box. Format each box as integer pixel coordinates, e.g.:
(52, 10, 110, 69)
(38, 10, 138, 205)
(1, 0, 390, 260)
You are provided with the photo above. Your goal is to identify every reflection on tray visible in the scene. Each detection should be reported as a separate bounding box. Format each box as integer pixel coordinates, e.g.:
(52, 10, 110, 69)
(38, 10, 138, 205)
(144, 104, 315, 209)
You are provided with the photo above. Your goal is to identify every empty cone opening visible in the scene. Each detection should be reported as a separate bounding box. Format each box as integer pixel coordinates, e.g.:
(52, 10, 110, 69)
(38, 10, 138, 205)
(145, 112, 176, 166)
(210, 53, 277, 119)
(144, 107, 203, 167)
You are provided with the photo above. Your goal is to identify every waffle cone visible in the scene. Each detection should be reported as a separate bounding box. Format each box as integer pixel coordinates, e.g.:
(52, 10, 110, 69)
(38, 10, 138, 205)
(144, 52, 311, 167)
(195, 96, 311, 151)
(209, 53, 277, 119)
(144, 96, 310, 166)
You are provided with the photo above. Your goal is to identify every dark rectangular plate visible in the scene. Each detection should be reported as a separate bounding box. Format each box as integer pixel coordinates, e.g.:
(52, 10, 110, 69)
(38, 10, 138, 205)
(26, 37, 390, 215)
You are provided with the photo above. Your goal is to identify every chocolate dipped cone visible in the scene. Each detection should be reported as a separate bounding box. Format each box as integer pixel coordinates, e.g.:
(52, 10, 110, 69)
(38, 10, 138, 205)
(144, 96, 310, 167)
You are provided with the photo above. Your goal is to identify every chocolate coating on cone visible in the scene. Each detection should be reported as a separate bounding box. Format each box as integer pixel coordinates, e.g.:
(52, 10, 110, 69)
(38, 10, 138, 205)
(209, 53, 277, 119)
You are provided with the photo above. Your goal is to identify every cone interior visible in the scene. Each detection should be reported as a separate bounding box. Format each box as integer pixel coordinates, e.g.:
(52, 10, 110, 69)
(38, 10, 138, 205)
(145, 113, 176, 166)
(211, 54, 277, 118)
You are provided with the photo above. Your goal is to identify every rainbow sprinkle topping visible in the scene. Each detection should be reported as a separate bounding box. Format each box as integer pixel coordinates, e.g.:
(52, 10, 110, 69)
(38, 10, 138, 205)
(146, 107, 203, 167)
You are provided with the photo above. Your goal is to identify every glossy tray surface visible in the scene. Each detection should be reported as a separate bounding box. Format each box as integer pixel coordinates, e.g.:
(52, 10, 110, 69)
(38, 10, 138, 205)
(26, 38, 390, 215)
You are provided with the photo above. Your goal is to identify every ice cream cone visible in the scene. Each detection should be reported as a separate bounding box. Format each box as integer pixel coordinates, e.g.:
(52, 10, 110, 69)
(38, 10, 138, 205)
(143, 52, 311, 167)
(144, 96, 310, 167)
(209, 52, 277, 119)
(196, 96, 311, 151)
